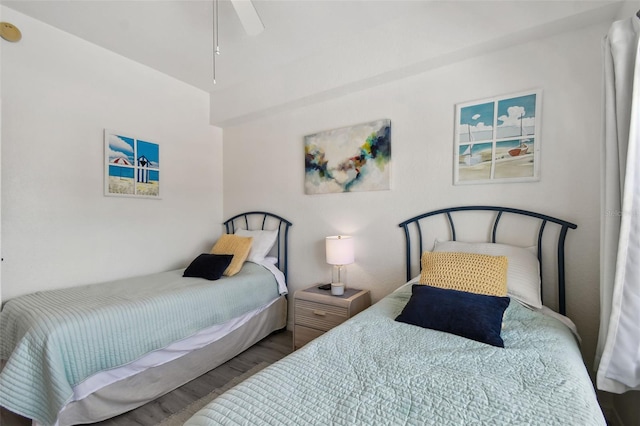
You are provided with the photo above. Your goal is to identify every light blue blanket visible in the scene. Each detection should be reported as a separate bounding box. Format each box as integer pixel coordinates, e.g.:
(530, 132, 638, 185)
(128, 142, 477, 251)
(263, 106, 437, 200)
(187, 284, 605, 426)
(0, 262, 280, 425)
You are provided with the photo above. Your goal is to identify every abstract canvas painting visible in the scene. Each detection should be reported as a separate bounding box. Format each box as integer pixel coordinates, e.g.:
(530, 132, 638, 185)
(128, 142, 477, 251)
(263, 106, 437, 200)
(454, 90, 541, 184)
(104, 129, 160, 198)
(304, 119, 391, 194)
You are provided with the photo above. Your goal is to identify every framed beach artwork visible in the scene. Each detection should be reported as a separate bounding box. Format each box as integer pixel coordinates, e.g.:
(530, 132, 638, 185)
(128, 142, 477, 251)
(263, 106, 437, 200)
(304, 118, 391, 194)
(454, 90, 541, 184)
(104, 129, 160, 198)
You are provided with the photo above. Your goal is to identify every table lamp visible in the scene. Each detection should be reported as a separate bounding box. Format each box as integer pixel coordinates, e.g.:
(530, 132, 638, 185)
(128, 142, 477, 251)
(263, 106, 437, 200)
(325, 235, 354, 296)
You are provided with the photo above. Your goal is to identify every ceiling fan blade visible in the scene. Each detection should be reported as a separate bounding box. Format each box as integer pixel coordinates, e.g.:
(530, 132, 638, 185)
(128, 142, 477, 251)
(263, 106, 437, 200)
(230, 0, 264, 36)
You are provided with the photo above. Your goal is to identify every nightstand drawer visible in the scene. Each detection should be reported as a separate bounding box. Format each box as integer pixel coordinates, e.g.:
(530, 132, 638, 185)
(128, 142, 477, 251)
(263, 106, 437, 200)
(293, 286, 371, 350)
(295, 300, 348, 331)
(294, 325, 325, 350)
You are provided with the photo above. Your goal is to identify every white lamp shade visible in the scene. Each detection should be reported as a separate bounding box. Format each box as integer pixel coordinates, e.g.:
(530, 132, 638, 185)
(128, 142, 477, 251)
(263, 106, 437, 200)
(326, 235, 354, 265)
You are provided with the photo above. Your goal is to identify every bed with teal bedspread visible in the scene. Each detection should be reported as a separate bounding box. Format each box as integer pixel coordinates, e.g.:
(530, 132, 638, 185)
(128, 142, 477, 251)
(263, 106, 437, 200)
(186, 282, 605, 426)
(186, 206, 604, 425)
(0, 262, 280, 426)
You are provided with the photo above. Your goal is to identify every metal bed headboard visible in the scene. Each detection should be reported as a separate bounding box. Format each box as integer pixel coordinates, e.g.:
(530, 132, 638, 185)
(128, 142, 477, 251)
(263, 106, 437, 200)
(223, 211, 293, 282)
(398, 206, 577, 315)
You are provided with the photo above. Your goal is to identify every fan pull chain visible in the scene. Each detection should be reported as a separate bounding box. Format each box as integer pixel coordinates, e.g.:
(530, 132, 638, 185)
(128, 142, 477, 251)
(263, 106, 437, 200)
(212, 0, 220, 84)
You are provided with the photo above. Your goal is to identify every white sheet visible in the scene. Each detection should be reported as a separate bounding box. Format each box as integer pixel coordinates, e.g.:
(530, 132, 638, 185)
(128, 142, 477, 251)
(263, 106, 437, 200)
(61, 297, 280, 415)
(256, 259, 288, 295)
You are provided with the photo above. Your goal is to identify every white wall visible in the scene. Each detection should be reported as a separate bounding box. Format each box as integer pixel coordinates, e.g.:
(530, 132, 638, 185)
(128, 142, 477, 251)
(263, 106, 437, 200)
(223, 20, 606, 377)
(0, 6, 223, 300)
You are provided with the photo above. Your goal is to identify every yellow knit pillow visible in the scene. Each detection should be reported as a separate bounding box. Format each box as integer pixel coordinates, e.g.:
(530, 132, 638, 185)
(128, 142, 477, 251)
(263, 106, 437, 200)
(419, 251, 508, 296)
(210, 234, 253, 277)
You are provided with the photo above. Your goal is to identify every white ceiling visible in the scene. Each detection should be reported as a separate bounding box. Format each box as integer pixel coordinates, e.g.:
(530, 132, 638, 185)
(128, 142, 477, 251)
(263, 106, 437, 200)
(2, 0, 626, 126)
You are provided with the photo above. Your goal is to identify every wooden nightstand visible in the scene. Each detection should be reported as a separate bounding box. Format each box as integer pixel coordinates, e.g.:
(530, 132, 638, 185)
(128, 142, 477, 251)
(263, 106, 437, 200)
(293, 285, 371, 350)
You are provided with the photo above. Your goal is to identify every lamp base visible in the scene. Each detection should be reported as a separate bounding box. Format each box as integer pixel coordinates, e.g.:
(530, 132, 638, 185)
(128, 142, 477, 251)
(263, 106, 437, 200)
(331, 282, 345, 296)
(332, 265, 347, 290)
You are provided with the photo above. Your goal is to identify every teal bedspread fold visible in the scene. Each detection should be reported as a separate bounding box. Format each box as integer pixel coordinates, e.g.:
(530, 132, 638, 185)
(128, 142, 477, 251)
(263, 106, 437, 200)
(0, 263, 279, 425)
(186, 284, 605, 426)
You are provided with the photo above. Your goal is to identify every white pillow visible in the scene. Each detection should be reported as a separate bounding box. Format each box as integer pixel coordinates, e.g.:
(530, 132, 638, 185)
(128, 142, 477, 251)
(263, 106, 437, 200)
(263, 256, 278, 265)
(235, 229, 278, 263)
(432, 240, 542, 309)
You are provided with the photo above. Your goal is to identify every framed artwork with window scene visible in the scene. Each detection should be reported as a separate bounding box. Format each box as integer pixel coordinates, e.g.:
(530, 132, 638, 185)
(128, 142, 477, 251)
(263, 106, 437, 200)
(104, 129, 161, 199)
(454, 90, 541, 184)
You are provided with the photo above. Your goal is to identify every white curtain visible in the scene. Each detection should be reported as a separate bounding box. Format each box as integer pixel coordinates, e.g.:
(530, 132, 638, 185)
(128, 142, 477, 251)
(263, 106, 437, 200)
(596, 14, 640, 394)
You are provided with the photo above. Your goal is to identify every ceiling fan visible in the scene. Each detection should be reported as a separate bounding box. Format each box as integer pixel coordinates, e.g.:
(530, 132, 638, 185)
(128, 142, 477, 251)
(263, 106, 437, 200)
(229, 0, 264, 36)
(212, 0, 263, 84)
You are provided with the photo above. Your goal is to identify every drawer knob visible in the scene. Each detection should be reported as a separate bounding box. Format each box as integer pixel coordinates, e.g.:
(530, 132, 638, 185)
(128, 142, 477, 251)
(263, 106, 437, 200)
(312, 310, 326, 316)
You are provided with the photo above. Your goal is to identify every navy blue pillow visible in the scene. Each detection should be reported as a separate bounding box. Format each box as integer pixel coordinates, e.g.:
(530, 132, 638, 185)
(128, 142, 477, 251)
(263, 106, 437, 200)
(395, 284, 510, 347)
(183, 254, 233, 281)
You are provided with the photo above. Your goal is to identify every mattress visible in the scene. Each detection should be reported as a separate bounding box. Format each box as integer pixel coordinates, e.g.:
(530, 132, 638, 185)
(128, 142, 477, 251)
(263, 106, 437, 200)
(0, 261, 281, 426)
(186, 283, 605, 426)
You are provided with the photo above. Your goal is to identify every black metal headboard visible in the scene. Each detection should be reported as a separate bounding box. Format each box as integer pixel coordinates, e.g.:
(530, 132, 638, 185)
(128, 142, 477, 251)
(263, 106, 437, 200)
(223, 211, 293, 282)
(398, 206, 577, 314)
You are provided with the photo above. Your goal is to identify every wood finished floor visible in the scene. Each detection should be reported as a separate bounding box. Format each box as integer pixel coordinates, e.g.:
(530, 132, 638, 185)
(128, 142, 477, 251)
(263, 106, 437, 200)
(0, 330, 293, 426)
